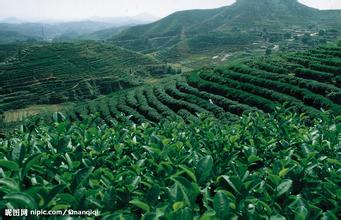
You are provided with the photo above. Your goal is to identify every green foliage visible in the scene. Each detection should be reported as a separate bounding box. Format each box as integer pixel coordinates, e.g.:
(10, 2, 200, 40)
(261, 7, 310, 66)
(0, 41, 162, 111)
(4, 45, 340, 133)
(224, 65, 338, 114)
(69, 46, 341, 125)
(59, 45, 340, 129)
(0, 109, 339, 219)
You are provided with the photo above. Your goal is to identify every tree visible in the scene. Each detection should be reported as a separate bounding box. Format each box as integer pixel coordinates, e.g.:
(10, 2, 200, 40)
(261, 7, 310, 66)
(265, 48, 272, 55)
(302, 34, 311, 44)
(319, 30, 326, 36)
(319, 38, 327, 44)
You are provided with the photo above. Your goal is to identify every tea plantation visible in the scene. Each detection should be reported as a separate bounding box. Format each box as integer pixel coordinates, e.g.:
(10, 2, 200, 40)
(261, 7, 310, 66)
(64, 45, 341, 126)
(0, 44, 340, 219)
(0, 42, 177, 112)
(0, 108, 339, 219)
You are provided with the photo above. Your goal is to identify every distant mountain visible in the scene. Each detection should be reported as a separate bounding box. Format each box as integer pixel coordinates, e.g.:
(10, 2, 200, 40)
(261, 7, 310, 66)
(75, 14, 158, 41)
(112, 0, 341, 55)
(89, 14, 158, 25)
(0, 15, 158, 43)
(0, 17, 24, 24)
(0, 21, 117, 42)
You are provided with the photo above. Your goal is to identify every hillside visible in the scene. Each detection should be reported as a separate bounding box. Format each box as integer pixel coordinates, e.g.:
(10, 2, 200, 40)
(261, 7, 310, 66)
(1, 45, 340, 218)
(0, 42, 177, 112)
(112, 0, 341, 61)
(0, 31, 39, 44)
(78, 26, 130, 41)
(116, 0, 317, 39)
(1, 43, 339, 217)
(0, 44, 25, 62)
(52, 44, 341, 127)
(0, 1, 340, 216)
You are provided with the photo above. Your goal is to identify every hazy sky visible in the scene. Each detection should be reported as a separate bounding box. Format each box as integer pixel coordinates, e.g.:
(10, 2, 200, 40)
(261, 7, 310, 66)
(0, 0, 341, 21)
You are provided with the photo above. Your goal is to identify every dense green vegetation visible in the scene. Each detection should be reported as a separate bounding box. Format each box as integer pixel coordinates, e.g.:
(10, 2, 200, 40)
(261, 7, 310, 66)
(0, 42, 178, 112)
(0, 107, 339, 219)
(0, 1, 340, 218)
(0, 31, 38, 45)
(53, 45, 341, 127)
(0, 43, 28, 62)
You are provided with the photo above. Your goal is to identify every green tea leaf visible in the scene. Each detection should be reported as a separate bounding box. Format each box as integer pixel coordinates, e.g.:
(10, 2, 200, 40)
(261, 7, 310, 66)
(213, 190, 232, 219)
(53, 112, 66, 123)
(55, 193, 76, 205)
(22, 154, 43, 178)
(336, 189, 341, 200)
(144, 185, 160, 205)
(142, 212, 158, 220)
(4, 192, 37, 209)
(172, 201, 185, 211)
(11, 144, 26, 165)
(196, 156, 213, 183)
(171, 176, 200, 205)
(129, 199, 150, 212)
(213, 191, 233, 219)
(44, 184, 67, 207)
(171, 207, 193, 220)
(279, 168, 289, 178)
(199, 211, 218, 220)
(276, 179, 292, 197)
(179, 165, 197, 182)
(248, 155, 262, 164)
(0, 178, 20, 192)
(0, 160, 19, 171)
(71, 166, 94, 190)
(220, 175, 242, 193)
(270, 214, 286, 220)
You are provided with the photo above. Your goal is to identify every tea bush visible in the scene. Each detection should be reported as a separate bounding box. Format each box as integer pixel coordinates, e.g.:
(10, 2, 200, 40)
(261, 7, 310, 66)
(0, 108, 339, 219)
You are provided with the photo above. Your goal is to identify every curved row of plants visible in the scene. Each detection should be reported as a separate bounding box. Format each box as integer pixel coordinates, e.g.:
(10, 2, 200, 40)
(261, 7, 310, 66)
(4, 45, 340, 129)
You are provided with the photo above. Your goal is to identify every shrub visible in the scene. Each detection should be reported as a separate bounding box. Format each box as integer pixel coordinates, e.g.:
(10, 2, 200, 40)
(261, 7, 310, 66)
(0, 109, 339, 219)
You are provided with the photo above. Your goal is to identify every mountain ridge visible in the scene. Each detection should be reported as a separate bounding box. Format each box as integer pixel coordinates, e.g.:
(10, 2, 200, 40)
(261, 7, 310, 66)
(0, 15, 157, 43)
(112, 0, 340, 55)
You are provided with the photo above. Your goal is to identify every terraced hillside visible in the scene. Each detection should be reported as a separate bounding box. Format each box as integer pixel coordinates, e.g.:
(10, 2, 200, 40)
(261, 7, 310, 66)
(63, 45, 340, 126)
(0, 42, 178, 112)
